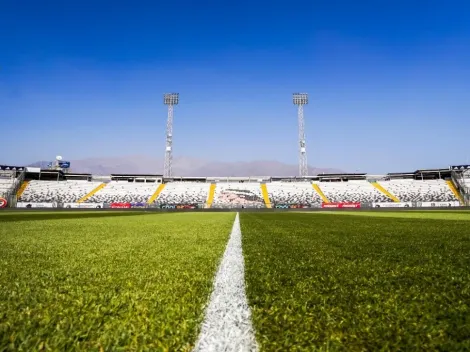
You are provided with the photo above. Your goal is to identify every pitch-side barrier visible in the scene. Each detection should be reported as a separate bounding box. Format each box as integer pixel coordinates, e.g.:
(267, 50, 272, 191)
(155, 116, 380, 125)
(3, 200, 467, 212)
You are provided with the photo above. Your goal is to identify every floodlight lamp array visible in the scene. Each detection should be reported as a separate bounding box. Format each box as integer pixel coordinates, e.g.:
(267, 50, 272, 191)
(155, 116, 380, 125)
(164, 93, 179, 105)
(293, 93, 308, 105)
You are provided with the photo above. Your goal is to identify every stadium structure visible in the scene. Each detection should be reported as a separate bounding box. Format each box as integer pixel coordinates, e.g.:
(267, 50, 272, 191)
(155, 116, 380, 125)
(0, 93, 469, 210)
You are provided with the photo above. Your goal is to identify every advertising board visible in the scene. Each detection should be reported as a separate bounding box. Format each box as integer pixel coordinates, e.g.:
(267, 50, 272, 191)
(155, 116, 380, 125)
(17, 202, 54, 208)
(160, 204, 198, 209)
(419, 201, 461, 207)
(274, 204, 310, 209)
(58, 161, 71, 169)
(110, 202, 131, 209)
(131, 202, 146, 208)
(372, 202, 412, 208)
(63, 203, 103, 209)
(0, 198, 7, 208)
(321, 202, 361, 209)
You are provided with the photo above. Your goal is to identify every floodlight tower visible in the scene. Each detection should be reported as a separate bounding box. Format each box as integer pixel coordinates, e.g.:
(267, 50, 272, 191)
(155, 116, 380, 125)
(163, 93, 179, 178)
(293, 93, 309, 177)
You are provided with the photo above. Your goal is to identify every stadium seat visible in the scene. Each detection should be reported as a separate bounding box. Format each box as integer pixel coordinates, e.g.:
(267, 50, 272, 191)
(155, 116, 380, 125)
(154, 182, 210, 205)
(212, 182, 265, 208)
(380, 179, 458, 202)
(0, 177, 17, 198)
(267, 182, 322, 206)
(319, 181, 393, 203)
(85, 181, 159, 204)
(19, 180, 103, 203)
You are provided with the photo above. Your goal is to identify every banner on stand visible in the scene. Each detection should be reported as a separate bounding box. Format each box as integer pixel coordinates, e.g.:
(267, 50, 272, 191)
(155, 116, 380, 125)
(64, 203, 103, 209)
(321, 202, 361, 209)
(274, 204, 310, 209)
(110, 202, 131, 209)
(160, 204, 198, 209)
(419, 201, 460, 207)
(372, 202, 412, 208)
(17, 202, 54, 208)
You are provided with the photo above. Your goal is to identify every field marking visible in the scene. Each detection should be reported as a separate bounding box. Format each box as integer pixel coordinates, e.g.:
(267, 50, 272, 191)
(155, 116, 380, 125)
(193, 212, 258, 352)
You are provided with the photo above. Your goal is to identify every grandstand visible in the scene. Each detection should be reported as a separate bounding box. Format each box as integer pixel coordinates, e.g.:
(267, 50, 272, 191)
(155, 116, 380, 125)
(85, 181, 157, 204)
(379, 179, 456, 202)
(211, 181, 265, 208)
(155, 181, 210, 206)
(19, 180, 102, 203)
(316, 180, 392, 204)
(0, 177, 17, 198)
(268, 181, 322, 206)
(2, 163, 469, 209)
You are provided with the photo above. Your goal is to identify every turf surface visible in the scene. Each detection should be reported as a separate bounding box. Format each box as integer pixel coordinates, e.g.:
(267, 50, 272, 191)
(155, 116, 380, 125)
(0, 211, 235, 351)
(241, 212, 470, 351)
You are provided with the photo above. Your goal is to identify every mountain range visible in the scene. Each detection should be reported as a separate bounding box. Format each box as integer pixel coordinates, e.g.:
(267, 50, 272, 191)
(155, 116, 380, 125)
(28, 155, 343, 176)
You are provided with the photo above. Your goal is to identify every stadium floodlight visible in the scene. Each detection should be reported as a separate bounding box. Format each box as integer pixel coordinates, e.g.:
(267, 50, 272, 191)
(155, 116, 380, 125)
(163, 93, 179, 178)
(293, 93, 309, 177)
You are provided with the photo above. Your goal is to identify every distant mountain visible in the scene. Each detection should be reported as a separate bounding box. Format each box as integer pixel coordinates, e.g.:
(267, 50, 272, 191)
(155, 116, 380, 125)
(26, 155, 344, 176)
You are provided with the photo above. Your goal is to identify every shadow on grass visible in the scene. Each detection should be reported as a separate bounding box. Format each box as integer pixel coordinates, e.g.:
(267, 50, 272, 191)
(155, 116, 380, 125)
(0, 211, 153, 223)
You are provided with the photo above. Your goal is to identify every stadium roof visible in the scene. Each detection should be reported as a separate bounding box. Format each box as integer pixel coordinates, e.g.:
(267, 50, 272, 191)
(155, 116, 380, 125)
(110, 174, 163, 177)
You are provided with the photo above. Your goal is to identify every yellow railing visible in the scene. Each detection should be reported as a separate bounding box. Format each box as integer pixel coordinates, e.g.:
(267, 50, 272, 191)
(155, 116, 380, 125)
(312, 183, 329, 203)
(16, 181, 30, 198)
(77, 183, 107, 203)
(371, 182, 400, 202)
(446, 180, 464, 205)
(205, 183, 217, 208)
(260, 183, 272, 208)
(147, 183, 166, 204)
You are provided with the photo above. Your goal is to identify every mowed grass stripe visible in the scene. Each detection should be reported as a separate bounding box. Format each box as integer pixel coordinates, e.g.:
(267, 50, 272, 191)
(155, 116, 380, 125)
(0, 210, 153, 223)
(241, 213, 470, 351)
(311, 210, 470, 221)
(0, 212, 234, 351)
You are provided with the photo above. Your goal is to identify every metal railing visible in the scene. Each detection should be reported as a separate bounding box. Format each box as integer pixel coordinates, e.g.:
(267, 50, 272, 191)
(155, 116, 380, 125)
(451, 171, 467, 203)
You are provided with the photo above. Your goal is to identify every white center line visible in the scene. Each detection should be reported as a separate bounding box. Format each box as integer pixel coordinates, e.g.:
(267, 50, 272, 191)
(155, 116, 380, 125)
(193, 212, 258, 352)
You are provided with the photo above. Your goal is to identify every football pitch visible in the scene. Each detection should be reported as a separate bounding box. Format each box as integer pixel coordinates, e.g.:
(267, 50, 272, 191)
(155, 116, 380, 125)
(1, 210, 470, 351)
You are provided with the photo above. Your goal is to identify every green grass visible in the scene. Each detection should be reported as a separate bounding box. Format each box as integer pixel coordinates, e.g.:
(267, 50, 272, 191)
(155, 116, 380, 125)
(317, 210, 470, 221)
(241, 212, 470, 351)
(0, 211, 235, 351)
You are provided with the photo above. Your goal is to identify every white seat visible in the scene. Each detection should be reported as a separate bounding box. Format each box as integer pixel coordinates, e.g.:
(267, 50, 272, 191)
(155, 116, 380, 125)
(155, 182, 210, 205)
(381, 179, 458, 202)
(19, 180, 102, 203)
(319, 181, 392, 203)
(267, 182, 321, 205)
(0, 177, 17, 198)
(86, 181, 159, 203)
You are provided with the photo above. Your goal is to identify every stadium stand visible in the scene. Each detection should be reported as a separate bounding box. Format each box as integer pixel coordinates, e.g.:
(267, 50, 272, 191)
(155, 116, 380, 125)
(312, 183, 329, 203)
(370, 181, 400, 202)
(0, 177, 17, 197)
(85, 181, 158, 204)
(8, 165, 468, 207)
(78, 183, 107, 203)
(212, 182, 265, 208)
(147, 184, 166, 204)
(267, 182, 322, 206)
(19, 180, 103, 203)
(381, 179, 459, 202)
(319, 181, 393, 203)
(154, 182, 210, 205)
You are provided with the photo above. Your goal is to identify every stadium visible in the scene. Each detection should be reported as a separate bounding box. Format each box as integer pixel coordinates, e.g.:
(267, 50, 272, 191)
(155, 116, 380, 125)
(1, 90, 470, 351)
(1, 93, 469, 211)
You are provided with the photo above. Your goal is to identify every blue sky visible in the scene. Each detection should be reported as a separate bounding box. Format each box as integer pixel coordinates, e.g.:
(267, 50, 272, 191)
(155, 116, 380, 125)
(1, 0, 469, 173)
